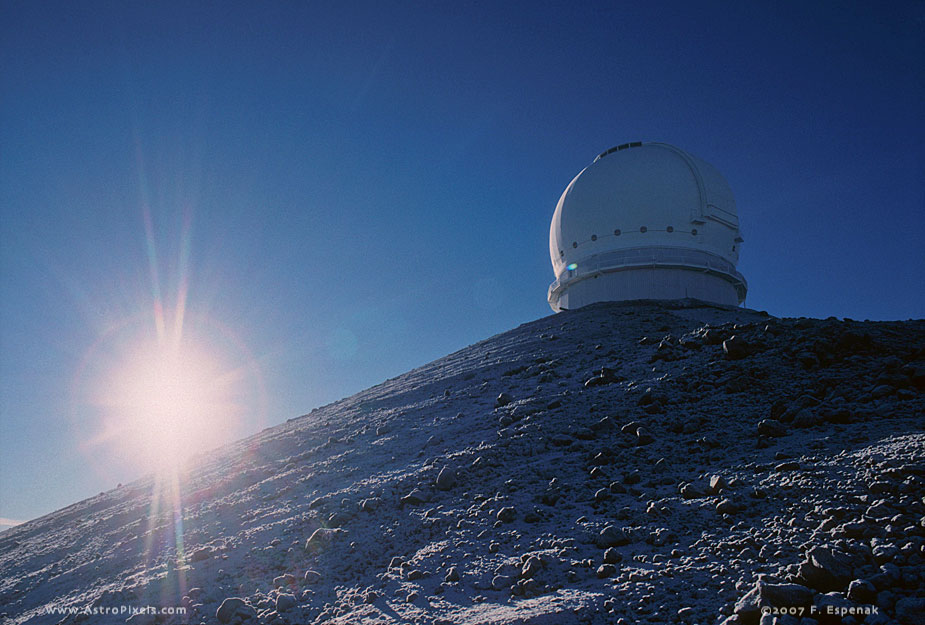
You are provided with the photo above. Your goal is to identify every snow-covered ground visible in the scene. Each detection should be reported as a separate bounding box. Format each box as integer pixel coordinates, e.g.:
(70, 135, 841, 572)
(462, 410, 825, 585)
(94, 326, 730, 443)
(1, 300, 922, 625)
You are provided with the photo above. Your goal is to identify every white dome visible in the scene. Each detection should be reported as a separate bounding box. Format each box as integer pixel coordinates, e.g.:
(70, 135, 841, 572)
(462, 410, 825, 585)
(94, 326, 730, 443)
(548, 142, 747, 311)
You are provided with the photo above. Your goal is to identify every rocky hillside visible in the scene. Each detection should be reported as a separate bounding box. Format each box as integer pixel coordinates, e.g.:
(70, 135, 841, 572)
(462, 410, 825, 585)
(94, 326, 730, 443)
(1, 300, 923, 625)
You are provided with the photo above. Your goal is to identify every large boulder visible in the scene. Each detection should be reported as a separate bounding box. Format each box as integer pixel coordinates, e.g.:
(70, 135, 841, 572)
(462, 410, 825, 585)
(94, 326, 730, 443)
(435, 466, 457, 491)
(595, 525, 630, 548)
(275, 593, 297, 613)
(795, 546, 859, 592)
(304, 527, 346, 554)
(734, 580, 813, 625)
(216, 597, 256, 624)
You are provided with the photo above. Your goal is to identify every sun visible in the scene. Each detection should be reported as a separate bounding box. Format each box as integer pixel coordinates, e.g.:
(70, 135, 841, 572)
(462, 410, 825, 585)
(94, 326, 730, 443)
(109, 337, 233, 471)
(76, 312, 265, 477)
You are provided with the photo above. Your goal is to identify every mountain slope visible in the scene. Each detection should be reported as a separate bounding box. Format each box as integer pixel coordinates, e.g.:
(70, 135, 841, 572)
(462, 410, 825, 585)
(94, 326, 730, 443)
(1, 300, 923, 625)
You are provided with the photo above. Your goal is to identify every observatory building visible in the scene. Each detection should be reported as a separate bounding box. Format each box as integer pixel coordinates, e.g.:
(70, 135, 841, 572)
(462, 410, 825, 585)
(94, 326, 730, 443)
(548, 142, 747, 312)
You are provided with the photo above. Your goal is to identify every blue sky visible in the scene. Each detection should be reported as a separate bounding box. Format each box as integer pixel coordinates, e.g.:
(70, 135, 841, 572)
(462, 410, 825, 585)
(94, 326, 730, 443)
(1, 1, 923, 527)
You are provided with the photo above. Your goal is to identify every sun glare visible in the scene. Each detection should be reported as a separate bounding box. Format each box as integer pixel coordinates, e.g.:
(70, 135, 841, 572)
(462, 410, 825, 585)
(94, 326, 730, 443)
(109, 338, 233, 471)
(68, 177, 267, 478)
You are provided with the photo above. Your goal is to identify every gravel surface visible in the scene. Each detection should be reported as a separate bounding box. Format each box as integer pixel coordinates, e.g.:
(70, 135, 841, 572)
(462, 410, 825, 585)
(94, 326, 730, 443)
(1, 300, 922, 625)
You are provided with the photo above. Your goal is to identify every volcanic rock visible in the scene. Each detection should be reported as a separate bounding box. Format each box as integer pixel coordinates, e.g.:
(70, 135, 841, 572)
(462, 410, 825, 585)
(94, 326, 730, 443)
(435, 467, 457, 491)
(217, 598, 256, 623)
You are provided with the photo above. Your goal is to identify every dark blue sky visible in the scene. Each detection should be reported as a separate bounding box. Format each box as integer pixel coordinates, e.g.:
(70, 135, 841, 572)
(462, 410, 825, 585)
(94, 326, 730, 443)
(1, 1, 923, 525)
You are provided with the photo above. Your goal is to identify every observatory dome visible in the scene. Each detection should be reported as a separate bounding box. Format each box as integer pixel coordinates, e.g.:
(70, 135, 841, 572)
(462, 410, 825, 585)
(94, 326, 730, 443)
(548, 142, 747, 311)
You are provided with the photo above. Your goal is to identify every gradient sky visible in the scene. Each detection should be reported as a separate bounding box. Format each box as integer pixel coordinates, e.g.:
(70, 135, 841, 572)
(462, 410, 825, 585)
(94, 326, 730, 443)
(1, 1, 923, 527)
